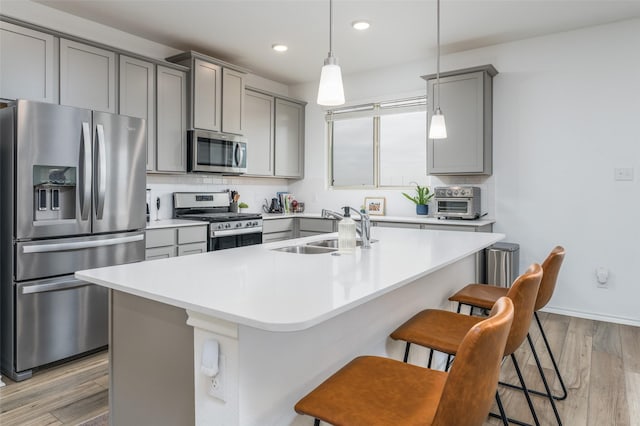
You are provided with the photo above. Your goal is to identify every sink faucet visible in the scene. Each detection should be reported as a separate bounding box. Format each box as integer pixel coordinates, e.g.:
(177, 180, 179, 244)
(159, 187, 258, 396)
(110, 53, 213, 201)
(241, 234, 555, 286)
(321, 207, 372, 249)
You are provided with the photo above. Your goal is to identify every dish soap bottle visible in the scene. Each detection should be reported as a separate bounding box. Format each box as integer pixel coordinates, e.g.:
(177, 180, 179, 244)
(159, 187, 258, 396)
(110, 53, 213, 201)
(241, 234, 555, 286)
(338, 206, 356, 254)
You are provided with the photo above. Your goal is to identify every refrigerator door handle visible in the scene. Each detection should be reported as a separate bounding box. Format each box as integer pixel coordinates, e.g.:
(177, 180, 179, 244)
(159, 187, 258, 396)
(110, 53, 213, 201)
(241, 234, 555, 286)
(22, 234, 144, 254)
(95, 124, 107, 220)
(21, 278, 90, 295)
(80, 121, 92, 220)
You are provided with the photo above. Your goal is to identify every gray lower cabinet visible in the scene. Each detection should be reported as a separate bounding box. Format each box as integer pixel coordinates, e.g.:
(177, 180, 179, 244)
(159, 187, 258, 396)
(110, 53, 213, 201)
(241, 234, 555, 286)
(374, 222, 421, 229)
(0, 21, 56, 103)
(156, 66, 187, 173)
(275, 98, 305, 178)
(119, 56, 155, 171)
(262, 218, 295, 242)
(60, 39, 116, 113)
(244, 90, 275, 176)
(423, 65, 497, 175)
(298, 218, 336, 238)
(145, 225, 207, 260)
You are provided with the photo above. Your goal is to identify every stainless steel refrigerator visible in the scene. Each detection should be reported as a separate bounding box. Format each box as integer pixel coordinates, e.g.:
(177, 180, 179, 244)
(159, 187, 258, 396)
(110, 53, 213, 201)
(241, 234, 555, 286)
(0, 100, 146, 381)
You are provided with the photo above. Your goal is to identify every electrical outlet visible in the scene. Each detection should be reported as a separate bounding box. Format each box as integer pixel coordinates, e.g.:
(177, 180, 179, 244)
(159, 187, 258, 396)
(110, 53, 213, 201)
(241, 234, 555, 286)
(596, 267, 609, 289)
(208, 355, 226, 401)
(614, 167, 633, 181)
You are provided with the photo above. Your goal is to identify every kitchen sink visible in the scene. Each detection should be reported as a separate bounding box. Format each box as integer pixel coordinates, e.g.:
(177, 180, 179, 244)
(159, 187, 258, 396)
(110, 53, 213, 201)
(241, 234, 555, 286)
(306, 238, 378, 249)
(271, 245, 337, 254)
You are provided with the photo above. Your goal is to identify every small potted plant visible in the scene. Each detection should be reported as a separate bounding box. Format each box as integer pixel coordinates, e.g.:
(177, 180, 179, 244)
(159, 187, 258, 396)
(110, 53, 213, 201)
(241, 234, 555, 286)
(402, 183, 434, 215)
(238, 202, 248, 212)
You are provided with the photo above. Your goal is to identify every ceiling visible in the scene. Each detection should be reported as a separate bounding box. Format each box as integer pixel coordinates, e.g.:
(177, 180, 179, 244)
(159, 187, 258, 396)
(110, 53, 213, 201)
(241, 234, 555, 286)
(33, 0, 640, 85)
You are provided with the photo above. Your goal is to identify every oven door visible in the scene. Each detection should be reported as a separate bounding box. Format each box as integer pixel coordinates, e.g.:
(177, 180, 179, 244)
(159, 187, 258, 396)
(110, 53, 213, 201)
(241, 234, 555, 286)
(209, 229, 263, 251)
(435, 198, 471, 217)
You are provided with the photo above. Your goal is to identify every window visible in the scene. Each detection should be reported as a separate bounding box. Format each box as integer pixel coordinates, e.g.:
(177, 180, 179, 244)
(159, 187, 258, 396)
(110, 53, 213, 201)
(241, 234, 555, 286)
(328, 97, 427, 188)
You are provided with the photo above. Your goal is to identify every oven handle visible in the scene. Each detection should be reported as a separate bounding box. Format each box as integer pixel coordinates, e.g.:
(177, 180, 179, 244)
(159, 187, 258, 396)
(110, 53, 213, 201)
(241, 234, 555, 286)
(211, 227, 262, 238)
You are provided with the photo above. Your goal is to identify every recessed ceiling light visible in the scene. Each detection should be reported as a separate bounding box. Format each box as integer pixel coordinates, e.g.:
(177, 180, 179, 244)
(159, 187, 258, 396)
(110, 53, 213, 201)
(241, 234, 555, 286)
(352, 20, 370, 31)
(272, 44, 288, 52)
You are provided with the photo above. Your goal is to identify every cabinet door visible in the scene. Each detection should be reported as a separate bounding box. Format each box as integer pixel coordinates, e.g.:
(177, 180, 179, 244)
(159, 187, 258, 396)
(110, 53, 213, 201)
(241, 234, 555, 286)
(156, 66, 187, 172)
(244, 90, 275, 176)
(427, 71, 486, 174)
(0, 22, 56, 103)
(193, 58, 221, 131)
(274, 99, 305, 178)
(222, 68, 245, 135)
(119, 56, 155, 171)
(60, 39, 116, 113)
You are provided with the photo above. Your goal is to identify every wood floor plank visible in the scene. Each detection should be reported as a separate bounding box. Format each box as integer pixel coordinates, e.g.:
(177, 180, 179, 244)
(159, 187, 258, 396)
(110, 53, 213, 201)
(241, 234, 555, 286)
(7, 412, 63, 426)
(588, 349, 630, 426)
(592, 320, 622, 356)
(556, 329, 592, 424)
(625, 371, 640, 426)
(620, 324, 640, 373)
(50, 388, 108, 425)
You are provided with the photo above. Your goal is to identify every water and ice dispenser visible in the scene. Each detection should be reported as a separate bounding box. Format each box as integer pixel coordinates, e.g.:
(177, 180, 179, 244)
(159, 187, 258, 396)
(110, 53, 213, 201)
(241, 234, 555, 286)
(33, 165, 77, 222)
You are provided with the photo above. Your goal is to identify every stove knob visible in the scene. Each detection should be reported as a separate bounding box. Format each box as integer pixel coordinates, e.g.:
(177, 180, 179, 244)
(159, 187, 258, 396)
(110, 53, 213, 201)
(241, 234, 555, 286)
(447, 190, 452, 196)
(225, 223, 231, 229)
(245, 222, 252, 227)
(254, 221, 259, 226)
(235, 222, 241, 228)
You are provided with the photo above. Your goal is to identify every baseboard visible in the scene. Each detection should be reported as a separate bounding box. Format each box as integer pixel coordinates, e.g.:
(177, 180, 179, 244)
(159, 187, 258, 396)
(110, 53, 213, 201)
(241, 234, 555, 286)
(542, 306, 640, 327)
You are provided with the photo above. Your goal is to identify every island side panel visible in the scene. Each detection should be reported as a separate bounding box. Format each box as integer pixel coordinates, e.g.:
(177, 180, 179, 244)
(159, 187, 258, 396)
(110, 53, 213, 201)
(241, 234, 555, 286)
(110, 290, 195, 426)
(235, 253, 476, 425)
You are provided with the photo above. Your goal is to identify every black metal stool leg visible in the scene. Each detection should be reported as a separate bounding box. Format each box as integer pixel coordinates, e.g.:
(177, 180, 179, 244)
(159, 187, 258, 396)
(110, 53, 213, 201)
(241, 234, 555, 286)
(445, 354, 452, 372)
(494, 390, 509, 426)
(314, 419, 320, 426)
(511, 353, 541, 426)
(534, 311, 568, 400)
(427, 348, 434, 368)
(403, 342, 411, 362)
(527, 333, 563, 425)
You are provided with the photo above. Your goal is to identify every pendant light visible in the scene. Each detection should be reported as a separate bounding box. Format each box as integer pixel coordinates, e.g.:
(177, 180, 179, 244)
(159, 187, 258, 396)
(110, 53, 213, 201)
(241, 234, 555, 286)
(428, 0, 447, 139)
(317, 0, 345, 106)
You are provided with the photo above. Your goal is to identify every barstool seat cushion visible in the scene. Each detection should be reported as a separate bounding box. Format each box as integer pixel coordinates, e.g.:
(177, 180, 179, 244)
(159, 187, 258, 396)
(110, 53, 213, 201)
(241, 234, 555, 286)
(390, 309, 483, 355)
(295, 355, 447, 426)
(449, 284, 508, 310)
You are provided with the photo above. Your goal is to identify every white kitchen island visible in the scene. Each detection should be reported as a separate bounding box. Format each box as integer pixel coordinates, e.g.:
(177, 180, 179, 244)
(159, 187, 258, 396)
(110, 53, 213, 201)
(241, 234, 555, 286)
(76, 227, 504, 426)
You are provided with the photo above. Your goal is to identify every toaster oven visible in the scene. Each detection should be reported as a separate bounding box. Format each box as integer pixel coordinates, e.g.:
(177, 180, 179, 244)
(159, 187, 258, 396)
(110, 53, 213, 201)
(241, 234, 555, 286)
(434, 186, 481, 219)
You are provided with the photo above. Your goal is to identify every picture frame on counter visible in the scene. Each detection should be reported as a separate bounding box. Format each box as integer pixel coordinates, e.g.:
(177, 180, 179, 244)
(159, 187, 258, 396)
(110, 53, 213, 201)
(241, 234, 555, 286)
(364, 197, 386, 216)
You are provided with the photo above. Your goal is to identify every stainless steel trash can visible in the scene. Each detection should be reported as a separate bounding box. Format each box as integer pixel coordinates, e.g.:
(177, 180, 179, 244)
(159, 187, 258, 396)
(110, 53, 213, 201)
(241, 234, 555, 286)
(486, 243, 520, 287)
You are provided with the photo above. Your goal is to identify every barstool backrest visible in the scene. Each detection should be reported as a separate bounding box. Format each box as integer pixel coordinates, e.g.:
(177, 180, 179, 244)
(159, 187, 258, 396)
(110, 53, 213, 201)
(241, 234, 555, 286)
(503, 263, 543, 355)
(433, 297, 514, 426)
(535, 246, 566, 311)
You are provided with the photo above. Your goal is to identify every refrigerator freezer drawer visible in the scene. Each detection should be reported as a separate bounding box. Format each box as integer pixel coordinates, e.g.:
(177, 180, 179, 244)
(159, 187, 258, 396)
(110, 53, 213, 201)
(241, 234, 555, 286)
(15, 276, 108, 373)
(16, 231, 145, 281)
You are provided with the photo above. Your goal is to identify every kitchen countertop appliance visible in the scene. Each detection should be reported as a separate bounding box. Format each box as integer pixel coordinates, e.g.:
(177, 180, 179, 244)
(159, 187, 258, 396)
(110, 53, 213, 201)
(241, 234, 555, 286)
(434, 186, 482, 219)
(173, 192, 262, 251)
(0, 100, 146, 381)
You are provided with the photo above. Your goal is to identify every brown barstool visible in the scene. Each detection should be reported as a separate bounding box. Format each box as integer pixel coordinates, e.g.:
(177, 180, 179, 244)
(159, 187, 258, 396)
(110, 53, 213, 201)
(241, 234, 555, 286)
(391, 264, 543, 426)
(449, 246, 566, 405)
(295, 297, 514, 426)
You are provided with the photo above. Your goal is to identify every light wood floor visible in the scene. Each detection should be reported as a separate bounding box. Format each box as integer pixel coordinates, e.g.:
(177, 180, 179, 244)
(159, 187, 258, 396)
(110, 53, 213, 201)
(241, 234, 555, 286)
(0, 313, 638, 425)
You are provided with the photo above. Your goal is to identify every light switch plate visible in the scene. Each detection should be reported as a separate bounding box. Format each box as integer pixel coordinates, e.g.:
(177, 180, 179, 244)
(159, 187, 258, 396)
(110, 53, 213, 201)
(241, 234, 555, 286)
(614, 167, 634, 181)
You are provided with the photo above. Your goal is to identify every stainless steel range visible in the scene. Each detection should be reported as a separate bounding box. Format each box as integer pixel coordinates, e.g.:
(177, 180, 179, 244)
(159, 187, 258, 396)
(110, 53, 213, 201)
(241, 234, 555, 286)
(173, 192, 262, 251)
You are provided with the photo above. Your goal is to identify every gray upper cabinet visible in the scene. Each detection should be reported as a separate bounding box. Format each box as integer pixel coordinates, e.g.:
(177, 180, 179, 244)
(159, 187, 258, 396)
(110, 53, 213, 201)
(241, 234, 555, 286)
(221, 68, 245, 135)
(244, 89, 275, 176)
(166, 51, 248, 135)
(275, 98, 305, 178)
(60, 39, 116, 113)
(156, 66, 187, 173)
(0, 21, 57, 103)
(193, 58, 221, 131)
(119, 55, 155, 171)
(423, 65, 497, 175)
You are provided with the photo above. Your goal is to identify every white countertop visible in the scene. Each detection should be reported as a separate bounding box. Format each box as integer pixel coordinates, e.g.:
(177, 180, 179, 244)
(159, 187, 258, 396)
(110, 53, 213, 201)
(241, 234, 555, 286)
(77, 227, 503, 332)
(145, 219, 207, 230)
(262, 212, 495, 227)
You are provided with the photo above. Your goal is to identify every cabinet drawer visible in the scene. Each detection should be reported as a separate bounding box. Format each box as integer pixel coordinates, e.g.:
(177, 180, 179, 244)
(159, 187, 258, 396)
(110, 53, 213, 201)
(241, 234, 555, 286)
(262, 231, 294, 243)
(178, 226, 208, 244)
(263, 218, 294, 233)
(146, 246, 177, 260)
(145, 228, 176, 248)
(298, 218, 334, 233)
(375, 222, 421, 229)
(177, 242, 207, 256)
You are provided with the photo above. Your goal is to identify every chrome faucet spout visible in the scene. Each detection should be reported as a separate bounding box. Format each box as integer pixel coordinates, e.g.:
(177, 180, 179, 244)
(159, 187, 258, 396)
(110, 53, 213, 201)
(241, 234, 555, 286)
(321, 207, 372, 248)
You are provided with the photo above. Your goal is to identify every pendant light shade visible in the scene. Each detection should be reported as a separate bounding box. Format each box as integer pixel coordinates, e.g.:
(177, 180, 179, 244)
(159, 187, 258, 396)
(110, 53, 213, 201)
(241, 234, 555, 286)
(429, 0, 447, 139)
(317, 0, 345, 106)
(428, 107, 447, 139)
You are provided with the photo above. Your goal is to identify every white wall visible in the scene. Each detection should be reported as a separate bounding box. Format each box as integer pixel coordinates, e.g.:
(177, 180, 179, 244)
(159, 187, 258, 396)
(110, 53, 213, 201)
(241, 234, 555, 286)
(290, 18, 640, 325)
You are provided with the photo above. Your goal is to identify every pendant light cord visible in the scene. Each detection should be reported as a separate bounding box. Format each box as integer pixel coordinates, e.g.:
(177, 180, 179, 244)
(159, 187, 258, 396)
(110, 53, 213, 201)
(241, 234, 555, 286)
(329, 0, 334, 57)
(436, 0, 441, 109)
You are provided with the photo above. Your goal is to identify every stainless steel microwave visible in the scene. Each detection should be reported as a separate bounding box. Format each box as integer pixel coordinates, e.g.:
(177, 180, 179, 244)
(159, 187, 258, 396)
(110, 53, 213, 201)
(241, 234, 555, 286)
(188, 130, 247, 174)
